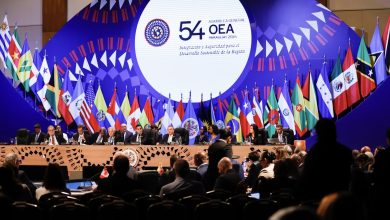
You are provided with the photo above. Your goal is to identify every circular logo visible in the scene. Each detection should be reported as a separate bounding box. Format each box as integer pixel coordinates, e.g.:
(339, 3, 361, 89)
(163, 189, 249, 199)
(145, 19, 170, 47)
(334, 81, 344, 92)
(122, 149, 139, 167)
(282, 108, 290, 116)
(182, 118, 199, 139)
(96, 110, 106, 122)
(215, 120, 225, 129)
(296, 104, 303, 112)
(344, 71, 354, 84)
(268, 109, 280, 125)
(227, 119, 240, 133)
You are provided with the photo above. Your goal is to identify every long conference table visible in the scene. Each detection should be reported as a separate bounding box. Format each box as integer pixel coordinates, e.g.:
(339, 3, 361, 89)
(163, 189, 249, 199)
(0, 144, 278, 179)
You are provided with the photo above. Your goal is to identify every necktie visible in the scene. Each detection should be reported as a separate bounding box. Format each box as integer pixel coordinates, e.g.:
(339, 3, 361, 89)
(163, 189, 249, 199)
(35, 134, 39, 142)
(97, 135, 102, 144)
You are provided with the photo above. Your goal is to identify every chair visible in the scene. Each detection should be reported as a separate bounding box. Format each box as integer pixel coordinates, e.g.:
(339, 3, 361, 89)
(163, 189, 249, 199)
(205, 189, 232, 201)
(194, 200, 233, 220)
(258, 128, 268, 145)
(98, 200, 138, 220)
(188, 169, 202, 181)
(78, 191, 104, 205)
(50, 202, 89, 220)
(283, 128, 295, 145)
(16, 128, 30, 145)
(123, 189, 151, 203)
(12, 201, 42, 220)
(226, 194, 257, 219)
(134, 195, 162, 219)
(136, 170, 160, 194)
(88, 194, 122, 219)
(147, 200, 186, 220)
(269, 190, 297, 208)
(38, 192, 74, 211)
(243, 199, 279, 220)
(174, 128, 189, 145)
(179, 195, 210, 213)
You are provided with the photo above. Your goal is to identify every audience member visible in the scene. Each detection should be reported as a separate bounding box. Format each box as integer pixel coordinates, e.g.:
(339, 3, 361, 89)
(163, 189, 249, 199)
(97, 154, 140, 197)
(317, 192, 366, 220)
(298, 119, 353, 201)
(0, 166, 34, 203)
(214, 157, 241, 193)
(244, 151, 261, 189)
(270, 206, 318, 220)
(259, 150, 275, 179)
(35, 163, 70, 201)
(159, 159, 205, 198)
(194, 151, 208, 179)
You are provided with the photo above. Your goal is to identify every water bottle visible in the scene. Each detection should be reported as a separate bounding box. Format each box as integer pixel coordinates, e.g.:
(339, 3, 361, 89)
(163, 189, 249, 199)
(9, 137, 14, 145)
(15, 137, 17, 145)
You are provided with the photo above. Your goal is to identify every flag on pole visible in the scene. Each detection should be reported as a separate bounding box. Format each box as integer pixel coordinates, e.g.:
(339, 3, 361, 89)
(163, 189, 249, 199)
(81, 81, 100, 133)
(302, 71, 319, 131)
(215, 98, 225, 129)
(17, 34, 33, 92)
(139, 97, 154, 127)
(45, 62, 62, 117)
(292, 75, 307, 137)
(265, 85, 279, 138)
(278, 79, 295, 134)
(36, 55, 51, 111)
(5, 25, 21, 81)
(383, 15, 390, 74)
(106, 88, 121, 130)
(69, 76, 85, 125)
(94, 84, 108, 128)
(0, 15, 11, 69)
(210, 99, 216, 126)
(172, 99, 184, 128)
(342, 45, 361, 106)
(29, 48, 41, 95)
(99, 166, 109, 179)
(121, 90, 131, 120)
(127, 95, 141, 132)
(182, 95, 199, 145)
(225, 97, 243, 143)
(240, 91, 253, 138)
(330, 55, 348, 116)
(370, 21, 387, 84)
(153, 99, 164, 128)
(161, 98, 174, 135)
(252, 87, 264, 128)
(357, 33, 376, 98)
(58, 69, 74, 125)
(316, 59, 334, 119)
(197, 97, 211, 128)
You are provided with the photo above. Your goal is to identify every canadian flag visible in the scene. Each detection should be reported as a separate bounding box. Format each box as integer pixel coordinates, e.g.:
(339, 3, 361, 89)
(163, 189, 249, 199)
(99, 166, 109, 179)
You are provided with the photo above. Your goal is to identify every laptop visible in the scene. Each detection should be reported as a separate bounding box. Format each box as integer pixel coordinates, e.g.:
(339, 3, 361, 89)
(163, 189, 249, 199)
(65, 179, 95, 191)
(267, 138, 283, 145)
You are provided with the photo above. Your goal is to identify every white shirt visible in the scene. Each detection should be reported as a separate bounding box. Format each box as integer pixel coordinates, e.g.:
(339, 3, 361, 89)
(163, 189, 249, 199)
(167, 134, 173, 144)
(278, 133, 284, 143)
(48, 135, 58, 145)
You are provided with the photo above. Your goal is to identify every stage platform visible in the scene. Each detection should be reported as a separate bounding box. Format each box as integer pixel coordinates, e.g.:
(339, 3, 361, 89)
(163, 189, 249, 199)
(0, 144, 278, 179)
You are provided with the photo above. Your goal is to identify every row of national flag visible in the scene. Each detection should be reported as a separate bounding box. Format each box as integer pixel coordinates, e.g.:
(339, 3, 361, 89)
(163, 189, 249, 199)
(1, 15, 390, 142)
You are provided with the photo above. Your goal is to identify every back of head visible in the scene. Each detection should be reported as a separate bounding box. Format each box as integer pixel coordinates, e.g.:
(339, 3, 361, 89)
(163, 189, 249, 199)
(218, 129, 227, 139)
(248, 151, 260, 162)
(218, 157, 232, 174)
(174, 159, 190, 178)
(113, 155, 130, 174)
(3, 153, 19, 169)
(315, 119, 337, 143)
(170, 154, 178, 168)
(194, 151, 207, 167)
(317, 192, 366, 220)
(0, 166, 17, 186)
(43, 163, 66, 190)
(270, 206, 318, 220)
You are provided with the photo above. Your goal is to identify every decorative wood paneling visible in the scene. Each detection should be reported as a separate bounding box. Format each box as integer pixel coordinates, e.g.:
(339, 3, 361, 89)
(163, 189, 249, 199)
(42, 0, 67, 45)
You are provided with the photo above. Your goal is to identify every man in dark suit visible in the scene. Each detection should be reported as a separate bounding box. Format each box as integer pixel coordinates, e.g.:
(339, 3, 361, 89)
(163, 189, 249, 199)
(72, 125, 91, 145)
(225, 125, 237, 144)
(272, 124, 292, 144)
(161, 126, 179, 145)
(204, 129, 233, 190)
(46, 125, 66, 145)
(29, 123, 46, 144)
(214, 157, 241, 193)
(130, 124, 143, 144)
(92, 128, 108, 145)
(159, 159, 205, 198)
(117, 124, 133, 144)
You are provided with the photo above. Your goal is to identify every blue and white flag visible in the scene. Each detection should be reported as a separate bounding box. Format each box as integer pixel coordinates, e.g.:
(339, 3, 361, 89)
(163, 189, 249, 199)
(182, 96, 199, 145)
(69, 77, 85, 125)
(316, 60, 334, 118)
(160, 98, 174, 135)
(0, 15, 11, 68)
(30, 48, 41, 95)
(278, 79, 295, 134)
(370, 22, 387, 84)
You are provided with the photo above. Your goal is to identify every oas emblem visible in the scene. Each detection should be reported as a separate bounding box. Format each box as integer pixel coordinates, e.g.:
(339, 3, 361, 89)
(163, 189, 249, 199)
(122, 149, 139, 167)
(96, 110, 106, 122)
(182, 118, 199, 139)
(145, 19, 170, 47)
(282, 108, 290, 117)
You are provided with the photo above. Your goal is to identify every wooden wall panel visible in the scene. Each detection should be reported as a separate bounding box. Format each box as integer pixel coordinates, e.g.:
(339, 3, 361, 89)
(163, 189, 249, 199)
(42, 0, 67, 45)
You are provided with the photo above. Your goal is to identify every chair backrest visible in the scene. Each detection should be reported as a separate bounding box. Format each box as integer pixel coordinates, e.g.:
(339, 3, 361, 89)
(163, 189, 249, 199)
(38, 192, 73, 211)
(16, 128, 30, 145)
(194, 200, 233, 220)
(179, 195, 210, 213)
(98, 200, 138, 220)
(12, 201, 42, 220)
(134, 195, 162, 219)
(257, 128, 268, 145)
(136, 171, 160, 194)
(50, 202, 89, 220)
(122, 189, 152, 203)
(226, 194, 257, 219)
(243, 199, 279, 220)
(88, 194, 122, 218)
(205, 189, 232, 201)
(147, 201, 186, 220)
(174, 128, 189, 145)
